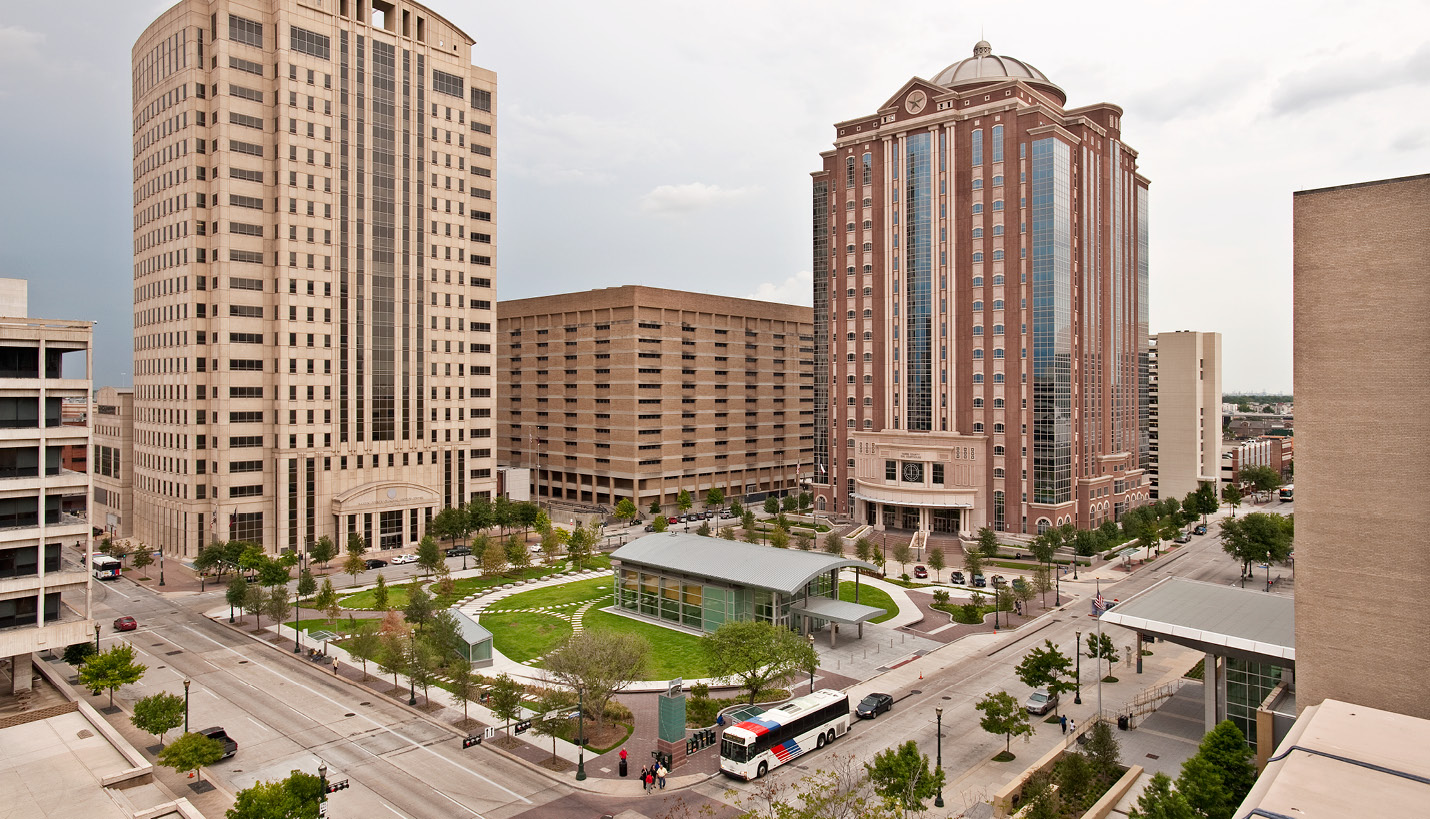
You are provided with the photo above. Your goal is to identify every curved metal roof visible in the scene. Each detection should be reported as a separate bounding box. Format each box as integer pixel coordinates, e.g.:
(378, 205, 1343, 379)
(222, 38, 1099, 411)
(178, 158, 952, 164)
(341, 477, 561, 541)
(931, 40, 1066, 105)
(611, 533, 878, 595)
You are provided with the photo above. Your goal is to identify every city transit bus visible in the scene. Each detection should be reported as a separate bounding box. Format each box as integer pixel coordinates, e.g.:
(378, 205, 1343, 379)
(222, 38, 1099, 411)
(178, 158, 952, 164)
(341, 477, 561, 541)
(91, 554, 122, 580)
(719, 689, 849, 780)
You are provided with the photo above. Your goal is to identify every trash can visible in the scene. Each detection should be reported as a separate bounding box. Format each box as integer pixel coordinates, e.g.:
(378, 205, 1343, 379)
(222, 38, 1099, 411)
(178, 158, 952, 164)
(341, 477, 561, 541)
(1117, 715, 1129, 731)
(619, 757, 628, 777)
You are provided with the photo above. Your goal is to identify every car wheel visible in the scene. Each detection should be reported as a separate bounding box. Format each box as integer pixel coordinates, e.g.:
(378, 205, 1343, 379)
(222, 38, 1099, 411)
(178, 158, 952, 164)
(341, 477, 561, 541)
(817, 732, 826, 748)
(756, 761, 768, 779)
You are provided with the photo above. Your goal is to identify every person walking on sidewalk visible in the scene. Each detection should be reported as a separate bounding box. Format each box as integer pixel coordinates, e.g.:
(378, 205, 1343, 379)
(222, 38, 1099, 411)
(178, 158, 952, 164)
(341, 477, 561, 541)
(1060, 714, 1067, 734)
(1068, 717, 1077, 736)
(657, 762, 667, 789)
(644, 767, 655, 793)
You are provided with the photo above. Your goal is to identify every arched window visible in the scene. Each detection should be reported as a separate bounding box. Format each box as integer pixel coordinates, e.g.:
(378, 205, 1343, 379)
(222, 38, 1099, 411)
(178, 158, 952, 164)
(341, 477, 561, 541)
(993, 324, 1005, 335)
(1036, 518, 1051, 534)
(847, 418, 855, 428)
(972, 252, 984, 262)
(863, 419, 873, 428)
(973, 325, 984, 336)
(846, 156, 855, 188)
(993, 423, 1005, 433)
(992, 274, 1004, 285)
(846, 374, 855, 384)
(993, 250, 1005, 260)
(973, 373, 984, 384)
(847, 353, 856, 362)
(862, 242, 873, 252)
(993, 467, 1005, 478)
(972, 276, 983, 287)
(992, 200, 1004, 211)
(863, 396, 872, 405)
(972, 178, 983, 190)
(973, 423, 984, 432)
(993, 299, 1004, 310)
(863, 374, 872, 383)
(972, 301, 984, 311)
(846, 222, 855, 232)
(863, 220, 872, 230)
(847, 396, 855, 405)
(847, 459, 855, 468)
(863, 352, 873, 362)
(993, 398, 1005, 408)
(847, 288, 856, 297)
(972, 227, 983, 238)
(972, 203, 983, 214)
(992, 175, 1004, 186)
(863, 286, 873, 296)
(862, 264, 873, 273)
(973, 397, 984, 408)
(993, 225, 1004, 236)
(863, 331, 873, 341)
(993, 348, 1005, 359)
(973, 349, 984, 359)
(993, 373, 1006, 383)
(863, 309, 873, 318)
(847, 310, 856, 319)
(993, 445, 1005, 455)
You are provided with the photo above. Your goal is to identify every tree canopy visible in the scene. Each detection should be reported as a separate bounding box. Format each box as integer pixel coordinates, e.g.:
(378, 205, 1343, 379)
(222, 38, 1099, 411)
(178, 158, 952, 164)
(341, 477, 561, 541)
(78, 643, 147, 707)
(131, 691, 185, 745)
(543, 629, 650, 726)
(157, 732, 225, 783)
(1219, 512, 1293, 574)
(975, 690, 1032, 755)
(865, 740, 945, 815)
(226, 770, 323, 819)
(1014, 640, 1076, 715)
(701, 620, 817, 704)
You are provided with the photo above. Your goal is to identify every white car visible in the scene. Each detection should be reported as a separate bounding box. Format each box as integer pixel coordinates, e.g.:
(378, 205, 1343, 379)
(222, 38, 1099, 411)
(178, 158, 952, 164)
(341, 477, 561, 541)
(390, 553, 417, 564)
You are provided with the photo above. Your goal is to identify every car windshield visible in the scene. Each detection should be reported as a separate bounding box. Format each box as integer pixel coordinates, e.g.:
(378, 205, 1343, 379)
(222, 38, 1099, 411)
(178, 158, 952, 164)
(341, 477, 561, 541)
(860, 697, 881, 708)
(1030, 693, 1048, 703)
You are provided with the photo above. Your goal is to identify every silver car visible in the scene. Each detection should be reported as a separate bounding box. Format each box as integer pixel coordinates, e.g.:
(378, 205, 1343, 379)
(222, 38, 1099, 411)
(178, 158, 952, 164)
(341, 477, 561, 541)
(1025, 689, 1058, 715)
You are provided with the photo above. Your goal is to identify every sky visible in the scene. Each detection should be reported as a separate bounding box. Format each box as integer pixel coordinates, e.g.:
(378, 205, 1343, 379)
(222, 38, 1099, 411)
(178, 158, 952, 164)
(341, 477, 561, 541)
(0, 0, 1426, 393)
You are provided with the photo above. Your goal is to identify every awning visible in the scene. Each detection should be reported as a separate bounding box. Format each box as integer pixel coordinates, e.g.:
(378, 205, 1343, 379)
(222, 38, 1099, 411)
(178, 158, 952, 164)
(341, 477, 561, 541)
(791, 596, 885, 625)
(851, 491, 973, 509)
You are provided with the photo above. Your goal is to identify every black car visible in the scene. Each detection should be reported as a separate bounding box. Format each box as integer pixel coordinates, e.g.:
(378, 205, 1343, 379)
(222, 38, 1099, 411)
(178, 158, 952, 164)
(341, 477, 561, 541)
(949, 571, 966, 585)
(856, 693, 894, 719)
(364, 558, 388, 569)
(445, 545, 471, 557)
(198, 726, 238, 759)
(972, 574, 987, 587)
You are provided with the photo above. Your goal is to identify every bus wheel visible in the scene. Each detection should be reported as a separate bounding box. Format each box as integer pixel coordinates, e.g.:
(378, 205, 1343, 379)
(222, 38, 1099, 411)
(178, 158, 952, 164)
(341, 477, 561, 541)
(827, 729, 836, 745)
(817, 732, 826, 748)
(756, 761, 768, 779)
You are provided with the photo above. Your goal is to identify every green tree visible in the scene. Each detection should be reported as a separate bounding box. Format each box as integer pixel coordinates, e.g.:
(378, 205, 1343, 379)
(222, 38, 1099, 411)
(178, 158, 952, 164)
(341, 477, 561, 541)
(1159, 520, 1182, 554)
(467, 496, 494, 536)
(975, 691, 1033, 757)
(865, 739, 945, 817)
(613, 498, 638, 526)
(344, 621, 381, 681)
(768, 525, 790, 550)
(741, 519, 760, 544)
(258, 557, 292, 588)
(1029, 530, 1057, 566)
(978, 526, 1000, 557)
(193, 542, 228, 577)
(264, 585, 292, 634)
(1099, 520, 1122, 545)
(719, 526, 737, 540)
(964, 545, 985, 579)
(489, 672, 526, 738)
(372, 573, 390, 610)
(1222, 482, 1243, 516)
(1174, 756, 1232, 819)
(649, 499, 662, 517)
(1219, 512, 1294, 576)
(1014, 640, 1075, 716)
(416, 535, 444, 577)
(531, 687, 579, 762)
(448, 660, 480, 723)
(343, 547, 368, 585)
(892, 540, 912, 569)
(375, 612, 411, 688)
(781, 494, 798, 513)
(695, 519, 713, 538)
(651, 515, 669, 533)
(244, 582, 267, 630)
(315, 577, 341, 620)
(296, 566, 317, 601)
(927, 544, 946, 581)
(823, 531, 844, 555)
(402, 584, 435, 632)
(308, 535, 337, 570)
(504, 532, 531, 569)
(676, 488, 693, 516)
(226, 575, 248, 622)
(705, 487, 725, 511)
(132, 548, 154, 579)
(157, 731, 225, 784)
(798, 491, 812, 511)
(1240, 464, 1283, 496)
(425, 609, 465, 665)
(567, 522, 595, 569)
(226, 770, 324, 819)
(763, 496, 780, 516)
(1129, 772, 1196, 819)
(63, 641, 97, 667)
(1190, 719, 1257, 808)
(238, 544, 267, 577)
(794, 532, 813, 551)
(407, 636, 443, 705)
(1074, 528, 1100, 558)
(131, 691, 185, 745)
(1083, 720, 1123, 782)
(428, 506, 466, 549)
(482, 536, 508, 576)
(700, 620, 816, 704)
(1086, 632, 1120, 682)
(729, 499, 745, 519)
(543, 630, 650, 727)
(539, 528, 567, 563)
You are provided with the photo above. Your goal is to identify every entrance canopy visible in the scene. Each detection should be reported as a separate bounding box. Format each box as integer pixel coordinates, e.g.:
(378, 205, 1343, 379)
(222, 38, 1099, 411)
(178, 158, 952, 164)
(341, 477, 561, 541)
(1101, 577, 1294, 666)
(791, 596, 885, 625)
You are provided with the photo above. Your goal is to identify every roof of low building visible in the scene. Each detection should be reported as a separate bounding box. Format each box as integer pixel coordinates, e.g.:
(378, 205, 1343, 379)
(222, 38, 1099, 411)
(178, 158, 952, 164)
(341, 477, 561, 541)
(1099, 577, 1294, 664)
(611, 533, 877, 595)
(790, 595, 885, 624)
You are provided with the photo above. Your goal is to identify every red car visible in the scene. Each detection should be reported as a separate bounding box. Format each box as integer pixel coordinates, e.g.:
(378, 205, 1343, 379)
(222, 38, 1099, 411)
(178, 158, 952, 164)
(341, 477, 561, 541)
(668, 516, 679, 525)
(913, 565, 928, 579)
(113, 616, 138, 632)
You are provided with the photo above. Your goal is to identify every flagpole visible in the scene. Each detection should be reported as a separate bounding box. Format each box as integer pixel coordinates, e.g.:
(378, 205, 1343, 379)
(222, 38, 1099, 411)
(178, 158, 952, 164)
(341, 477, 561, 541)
(1096, 578, 1103, 720)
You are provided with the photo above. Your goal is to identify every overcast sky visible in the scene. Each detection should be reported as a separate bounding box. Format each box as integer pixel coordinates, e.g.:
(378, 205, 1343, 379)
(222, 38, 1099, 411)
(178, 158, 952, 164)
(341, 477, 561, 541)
(1, 0, 1426, 393)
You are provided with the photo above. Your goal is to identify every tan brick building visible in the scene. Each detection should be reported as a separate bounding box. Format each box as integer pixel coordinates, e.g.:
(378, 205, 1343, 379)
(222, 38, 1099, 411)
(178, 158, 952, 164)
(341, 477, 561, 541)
(92, 388, 135, 540)
(497, 287, 814, 516)
(1148, 331, 1222, 501)
(131, 0, 498, 557)
(1294, 173, 1430, 718)
(811, 41, 1151, 539)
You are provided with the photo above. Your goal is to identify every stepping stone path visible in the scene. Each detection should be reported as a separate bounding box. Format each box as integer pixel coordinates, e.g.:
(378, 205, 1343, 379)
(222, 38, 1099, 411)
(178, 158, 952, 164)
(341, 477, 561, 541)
(458, 569, 615, 663)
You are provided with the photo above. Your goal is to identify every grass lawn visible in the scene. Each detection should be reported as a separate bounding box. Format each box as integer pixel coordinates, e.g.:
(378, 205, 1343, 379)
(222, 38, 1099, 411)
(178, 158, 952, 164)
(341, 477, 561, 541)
(339, 584, 413, 611)
(480, 612, 572, 663)
(838, 580, 897, 623)
(284, 617, 380, 634)
(492, 577, 614, 610)
(581, 608, 711, 679)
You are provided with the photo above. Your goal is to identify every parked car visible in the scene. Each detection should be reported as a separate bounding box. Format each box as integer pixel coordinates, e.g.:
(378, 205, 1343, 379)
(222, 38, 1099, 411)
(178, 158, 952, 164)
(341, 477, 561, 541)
(390, 553, 417, 564)
(1011, 577, 1029, 593)
(856, 693, 894, 719)
(1174, 531, 1193, 544)
(198, 726, 238, 759)
(644, 524, 657, 532)
(364, 558, 388, 569)
(1025, 689, 1059, 715)
(1192, 524, 1208, 536)
(668, 517, 679, 525)
(972, 574, 987, 587)
(112, 616, 137, 632)
(913, 565, 928, 579)
(445, 545, 471, 557)
(949, 571, 966, 585)
(991, 574, 1007, 588)
(720, 509, 737, 519)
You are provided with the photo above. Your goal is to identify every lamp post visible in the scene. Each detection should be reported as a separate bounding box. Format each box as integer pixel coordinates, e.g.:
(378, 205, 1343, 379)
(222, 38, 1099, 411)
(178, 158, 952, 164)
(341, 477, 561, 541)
(94, 622, 101, 653)
(576, 687, 587, 781)
(808, 632, 816, 693)
(158, 549, 165, 587)
(407, 635, 417, 706)
(183, 678, 190, 733)
(935, 706, 945, 808)
(318, 762, 327, 812)
(1074, 629, 1082, 704)
(293, 595, 302, 653)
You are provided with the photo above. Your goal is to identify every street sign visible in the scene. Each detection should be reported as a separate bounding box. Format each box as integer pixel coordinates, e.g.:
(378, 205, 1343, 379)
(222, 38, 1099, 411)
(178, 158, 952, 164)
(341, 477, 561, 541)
(483, 726, 496, 739)
(665, 678, 683, 698)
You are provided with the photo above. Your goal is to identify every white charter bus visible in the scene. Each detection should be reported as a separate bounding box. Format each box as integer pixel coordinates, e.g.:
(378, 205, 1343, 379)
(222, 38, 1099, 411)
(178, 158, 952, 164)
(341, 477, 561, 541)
(719, 689, 850, 780)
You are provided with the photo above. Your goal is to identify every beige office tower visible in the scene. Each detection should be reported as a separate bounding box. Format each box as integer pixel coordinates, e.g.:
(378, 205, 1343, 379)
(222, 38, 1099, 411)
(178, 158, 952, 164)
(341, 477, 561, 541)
(132, 0, 498, 557)
(1147, 331, 1221, 501)
(1294, 174, 1430, 718)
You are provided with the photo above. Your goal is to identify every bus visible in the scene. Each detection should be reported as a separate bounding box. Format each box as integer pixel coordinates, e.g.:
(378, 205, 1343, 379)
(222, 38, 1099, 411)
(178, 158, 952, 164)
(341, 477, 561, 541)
(91, 555, 122, 580)
(1278, 485, 1294, 502)
(719, 689, 850, 780)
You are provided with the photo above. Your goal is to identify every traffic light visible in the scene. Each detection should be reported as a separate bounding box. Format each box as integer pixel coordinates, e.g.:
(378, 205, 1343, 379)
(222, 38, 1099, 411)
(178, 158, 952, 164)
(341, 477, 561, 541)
(463, 735, 482, 749)
(324, 779, 349, 793)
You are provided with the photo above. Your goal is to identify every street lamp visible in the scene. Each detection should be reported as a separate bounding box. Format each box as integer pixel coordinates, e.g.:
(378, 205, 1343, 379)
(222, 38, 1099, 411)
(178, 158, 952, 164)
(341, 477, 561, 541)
(158, 549, 165, 587)
(1074, 630, 1082, 704)
(408, 636, 417, 706)
(934, 707, 945, 808)
(318, 762, 327, 812)
(576, 687, 587, 781)
(183, 678, 190, 733)
(293, 595, 302, 653)
(94, 622, 101, 653)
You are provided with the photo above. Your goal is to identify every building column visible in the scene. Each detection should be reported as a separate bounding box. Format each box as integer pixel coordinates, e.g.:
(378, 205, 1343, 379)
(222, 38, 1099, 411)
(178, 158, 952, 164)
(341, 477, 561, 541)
(10, 653, 33, 694)
(1136, 633, 1143, 674)
(1203, 652, 1223, 732)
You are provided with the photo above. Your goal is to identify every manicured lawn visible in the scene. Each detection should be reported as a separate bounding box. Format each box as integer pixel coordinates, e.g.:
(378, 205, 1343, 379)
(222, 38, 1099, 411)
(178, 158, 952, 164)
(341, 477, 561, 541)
(338, 584, 413, 611)
(480, 612, 572, 663)
(284, 617, 380, 634)
(838, 580, 897, 623)
(492, 577, 614, 610)
(581, 608, 711, 679)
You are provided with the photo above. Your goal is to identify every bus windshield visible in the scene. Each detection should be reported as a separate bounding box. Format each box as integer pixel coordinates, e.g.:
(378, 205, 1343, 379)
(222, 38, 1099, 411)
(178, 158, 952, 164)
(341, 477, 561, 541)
(720, 736, 749, 763)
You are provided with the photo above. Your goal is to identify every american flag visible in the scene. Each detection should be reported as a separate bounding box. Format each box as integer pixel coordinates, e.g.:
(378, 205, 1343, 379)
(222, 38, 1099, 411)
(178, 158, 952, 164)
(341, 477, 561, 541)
(1095, 592, 1107, 613)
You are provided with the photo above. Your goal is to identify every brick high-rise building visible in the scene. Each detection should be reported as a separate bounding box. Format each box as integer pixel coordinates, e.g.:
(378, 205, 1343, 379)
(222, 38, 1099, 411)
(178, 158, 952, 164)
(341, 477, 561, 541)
(497, 287, 814, 516)
(131, 0, 497, 556)
(1294, 173, 1430, 719)
(810, 40, 1151, 539)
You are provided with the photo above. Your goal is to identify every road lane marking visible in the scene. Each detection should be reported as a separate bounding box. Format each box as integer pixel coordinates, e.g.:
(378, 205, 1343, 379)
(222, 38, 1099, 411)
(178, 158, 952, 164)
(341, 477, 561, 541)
(433, 788, 483, 818)
(382, 805, 409, 819)
(105, 584, 133, 599)
(246, 717, 269, 732)
(173, 623, 531, 804)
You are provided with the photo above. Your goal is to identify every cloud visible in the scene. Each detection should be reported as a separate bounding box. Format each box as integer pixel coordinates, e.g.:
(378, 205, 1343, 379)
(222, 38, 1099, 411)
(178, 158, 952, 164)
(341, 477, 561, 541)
(1270, 42, 1430, 116)
(501, 107, 675, 185)
(0, 26, 44, 61)
(1390, 130, 1428, 153)
(747, 271, 813, 307)
(639, 182, 758, 214)
(1127, 64, 1250, 124)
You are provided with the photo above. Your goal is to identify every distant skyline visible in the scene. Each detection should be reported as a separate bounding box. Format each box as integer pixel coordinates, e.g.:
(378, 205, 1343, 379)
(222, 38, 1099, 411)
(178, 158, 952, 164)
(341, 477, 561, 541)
(2, 0, 1427, 393)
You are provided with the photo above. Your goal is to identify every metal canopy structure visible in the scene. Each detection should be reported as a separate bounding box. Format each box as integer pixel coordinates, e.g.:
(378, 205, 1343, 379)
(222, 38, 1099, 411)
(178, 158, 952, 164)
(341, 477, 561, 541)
(611, 533, 878, 595)
(1101, 577, 1294, 666)
(790, 596, 884, 625)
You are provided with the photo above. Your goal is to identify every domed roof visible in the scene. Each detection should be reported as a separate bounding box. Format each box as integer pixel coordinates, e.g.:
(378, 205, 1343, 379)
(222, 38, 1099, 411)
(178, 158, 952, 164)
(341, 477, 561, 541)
(931, 40, 1065, 105)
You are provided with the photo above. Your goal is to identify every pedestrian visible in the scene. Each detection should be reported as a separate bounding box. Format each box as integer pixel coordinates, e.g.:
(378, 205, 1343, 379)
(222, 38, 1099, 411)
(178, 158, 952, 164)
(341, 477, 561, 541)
(1060, 714, 1067, 734)
(657, 762, 667, 789)
(333, 660, 340, 676)
(640, 766, 648, 791)
(1068, 718, 1077, 736)
(644, 768, 655, 793)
